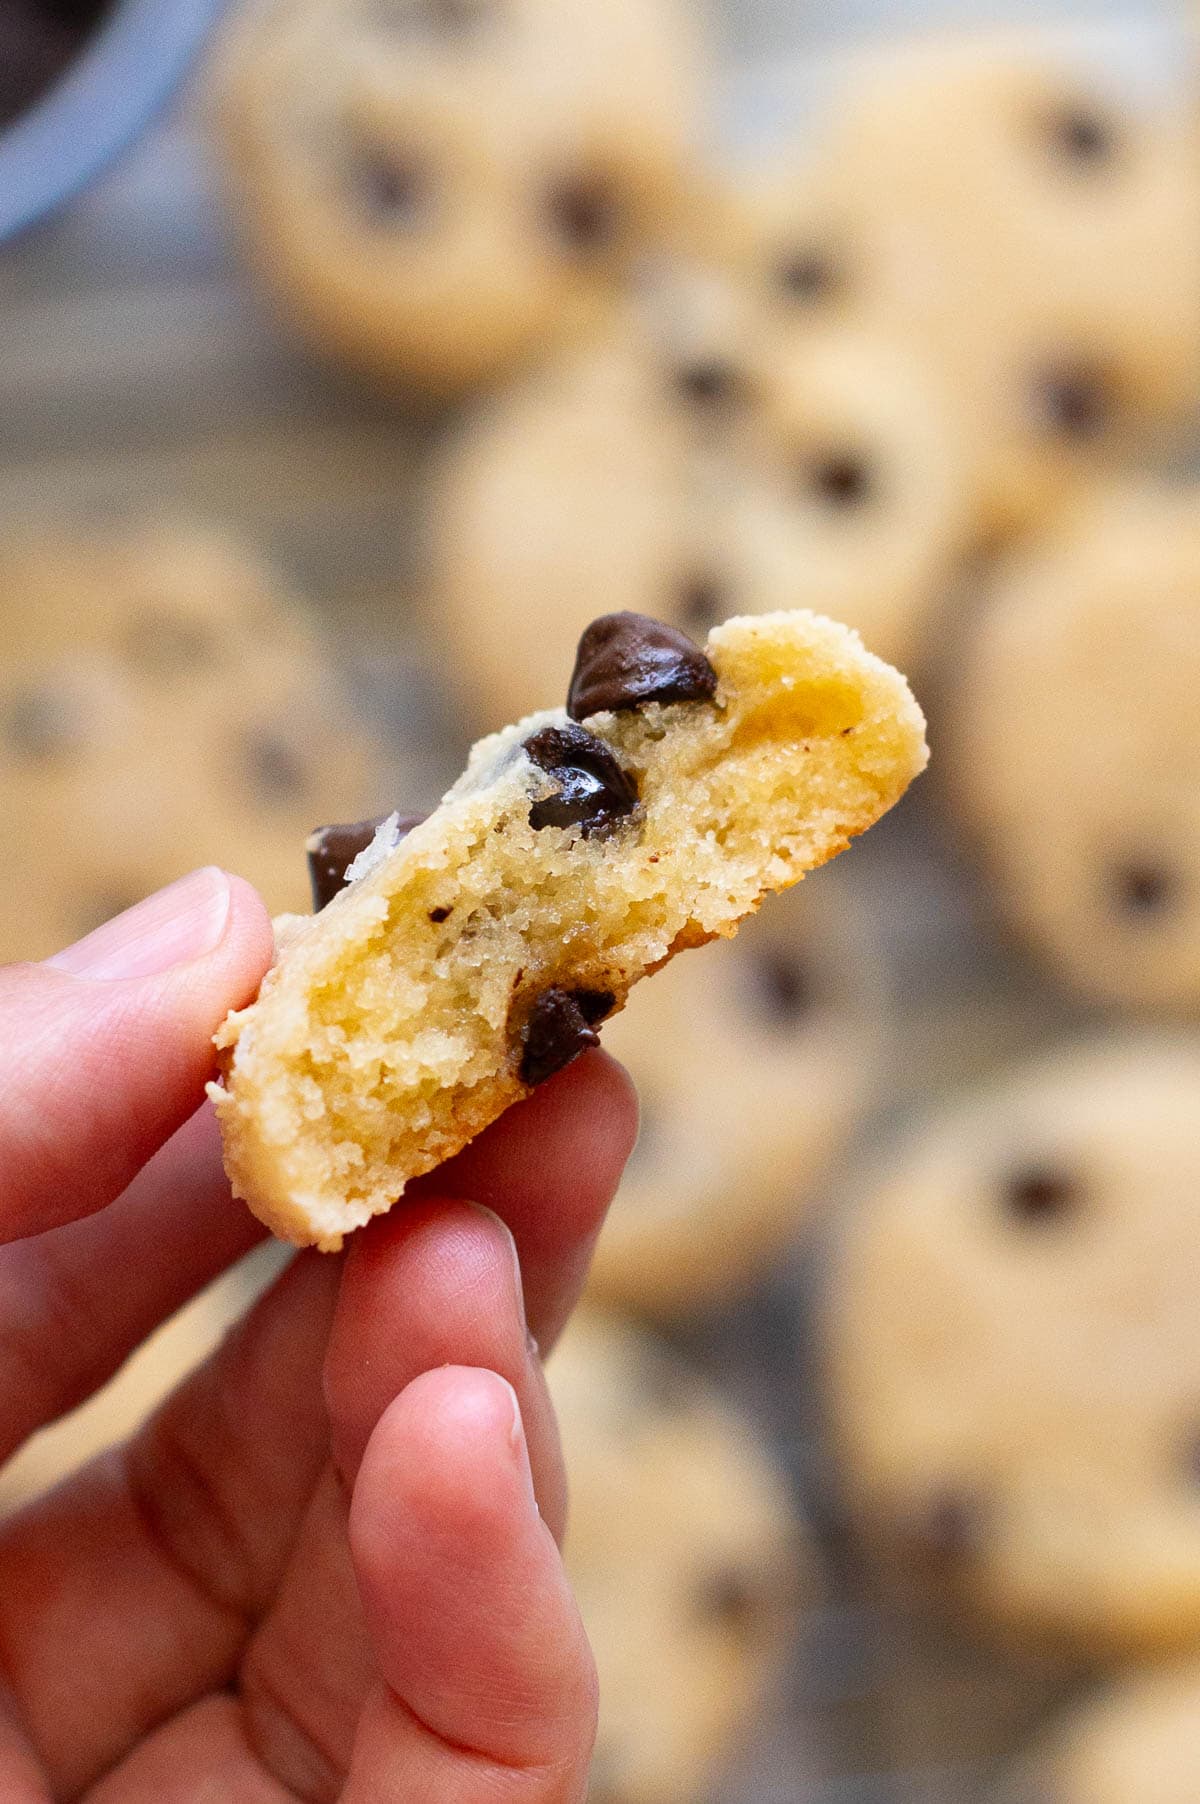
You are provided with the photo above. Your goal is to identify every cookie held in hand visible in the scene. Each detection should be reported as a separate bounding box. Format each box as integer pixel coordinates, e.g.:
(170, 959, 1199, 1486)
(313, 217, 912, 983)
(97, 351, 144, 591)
(211, 609, 927, 1249)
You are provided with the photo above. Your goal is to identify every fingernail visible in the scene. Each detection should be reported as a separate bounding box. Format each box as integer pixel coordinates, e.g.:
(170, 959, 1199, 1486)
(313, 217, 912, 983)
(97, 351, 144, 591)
(465, 1202, 527, 1333)
(47, 867, 233, 981)
(496, 1375, 539, 1515)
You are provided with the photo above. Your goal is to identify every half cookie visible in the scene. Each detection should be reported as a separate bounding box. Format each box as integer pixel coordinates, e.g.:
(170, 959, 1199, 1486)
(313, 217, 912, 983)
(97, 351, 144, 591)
(212, 609, 926, 1248)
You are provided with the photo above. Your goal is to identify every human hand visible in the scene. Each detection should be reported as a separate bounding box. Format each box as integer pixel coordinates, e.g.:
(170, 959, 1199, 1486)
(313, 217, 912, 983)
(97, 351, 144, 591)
(0, 866, 638, 1803)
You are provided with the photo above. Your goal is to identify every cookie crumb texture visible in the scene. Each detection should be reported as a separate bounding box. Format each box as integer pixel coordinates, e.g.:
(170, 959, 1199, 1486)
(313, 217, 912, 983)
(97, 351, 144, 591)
(213, 610, 926, 1249)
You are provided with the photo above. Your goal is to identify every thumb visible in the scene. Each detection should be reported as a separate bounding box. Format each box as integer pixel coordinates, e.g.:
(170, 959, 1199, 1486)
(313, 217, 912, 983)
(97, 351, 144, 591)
(0, 867, 272, 1242)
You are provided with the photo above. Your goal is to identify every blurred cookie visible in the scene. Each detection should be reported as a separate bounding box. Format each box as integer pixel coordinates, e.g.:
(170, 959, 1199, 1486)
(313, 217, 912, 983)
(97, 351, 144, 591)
(947, 481, 1200, 1012)
(548, 1309, 802, 1804)
(826, 1036, 1200, 1657)
(812, 32, 1200, 529)
(0, 521, 393, 961)
(211, 0, 705, 392)
(432, 318, 969, 723)
(1002, 1660, 1200, 1804)
(588, 875, 881, 1316)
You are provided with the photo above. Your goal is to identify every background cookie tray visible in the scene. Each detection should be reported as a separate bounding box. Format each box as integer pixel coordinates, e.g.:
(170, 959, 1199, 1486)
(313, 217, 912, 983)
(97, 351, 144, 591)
(0, 1, 1187, 1798)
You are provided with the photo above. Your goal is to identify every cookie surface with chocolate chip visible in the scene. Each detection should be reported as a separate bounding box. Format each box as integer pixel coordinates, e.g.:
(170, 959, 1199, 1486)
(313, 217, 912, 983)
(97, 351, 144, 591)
(548, 1309, 805, 1804)
(212, 606, 926, 1249)
(210, 0, 703, 392)
(0, 520, 395, 961)
(587, 874, 882, 1316)
(826, 1036, 1200, 1656)
(947, 480, 1200, 1011)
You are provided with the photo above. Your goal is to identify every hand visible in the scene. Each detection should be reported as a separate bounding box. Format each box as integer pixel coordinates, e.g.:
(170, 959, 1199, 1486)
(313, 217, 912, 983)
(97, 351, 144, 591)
(0, 866, 638, 1803)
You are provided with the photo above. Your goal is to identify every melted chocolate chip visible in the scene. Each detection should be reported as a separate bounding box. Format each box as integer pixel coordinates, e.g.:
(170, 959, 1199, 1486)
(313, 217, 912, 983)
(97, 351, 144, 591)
(353, 145, 424, 224)
(695, 1566, 761, 1633)
(518, 984, 613, 1085)
(429, 903, 452, 922)
(676, 573, 725, 634)
(244, 731, 309, 803)
(807, 450, 874, 509)
(1046, 102, 1119, 168)
(545, 173, 617, 252)
(1003, 1164, 1079, 1223)
(524, 722, 638, 835)
(2, 683, 84, 760)
(750, 951, 812, 1026)
(1112, 860, 1175, 919)
(567, 611, 717, 722)
(675, 357, 741, 410)
(910, 1486, 987, 1565)
(776, 246, 838, 303)
(306, 813, 427, 910)
(1034, 362, 1113, 442)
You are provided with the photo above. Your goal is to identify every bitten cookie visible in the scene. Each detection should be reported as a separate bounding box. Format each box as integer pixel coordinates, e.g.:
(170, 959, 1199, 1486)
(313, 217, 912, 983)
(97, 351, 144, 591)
(212, 608, 927, 1249)
(210, 0, 704, 392)
(588, 873, 881, 1316)
(947, 481, 1200, 1012)
(0, 520, 390, 961)
(432, 317, 970, 725)
(814, 30, 1200, 529)
(549, 1308, 802, 1804)
(826, 1036, 1200, 1657)
(1001, 1660, 1200, 1804)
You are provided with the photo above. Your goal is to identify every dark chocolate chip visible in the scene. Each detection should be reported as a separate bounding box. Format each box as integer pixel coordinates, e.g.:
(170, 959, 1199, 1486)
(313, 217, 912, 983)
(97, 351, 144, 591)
(567, 611, 717, 722)
(353, 144, 425, 224)
(806, 450, 874, 509)
(119, 611, 215, 676)
(306, 812, 427, 910)
(776, 246, 839, 304)
(1045, 102, 1119, 168)
(518, 984, 610, 1085)
(674, 357, 742, 410)
(545, 173, 618, 253)
(2, 683, 84, 760)
(1033, 362, 1113, 442)
(1112, 860, 1175, 919)
(676, 573, 725, 634)
(524, 721, 639, 835)
(909, 1486, 987, 1565)
(244, 731, 309, 803)
(1002, 1164, 1079, 1223)
(750, 950, 813, 1026)
(695, 1566, 761, 1633)
(428, 903, 452, 922)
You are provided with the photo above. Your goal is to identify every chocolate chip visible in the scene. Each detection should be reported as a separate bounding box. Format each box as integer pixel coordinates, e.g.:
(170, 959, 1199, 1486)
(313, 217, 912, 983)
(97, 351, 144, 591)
(1112, 860, 1175, 919)
(353, 144, 425, 224)
(2, 683, 84, 760)
(429, 904, 451, 922)
(776, 246, 839, 303)
(567, 611, 717, 722)
(1034, 362, 1113, 441)
(518, 984, 613, 1085)
(750, 950, 812, 1026)
(909, 1486, 987, 1565)
(524, 722, 638, 835)
(1045, 102, 1119, 168)
(1003, 1164, 1079, 1223)
(244, 731, 309, 803)
(306, 813, 426, 910)
(675, 357, 742, 410)
(118, 611, 215, 676)
(807, 450, 874, 509)
(695, 1566, 761, 1633)
(545, 173, 617, 253)
(675, 573, 724, 635)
